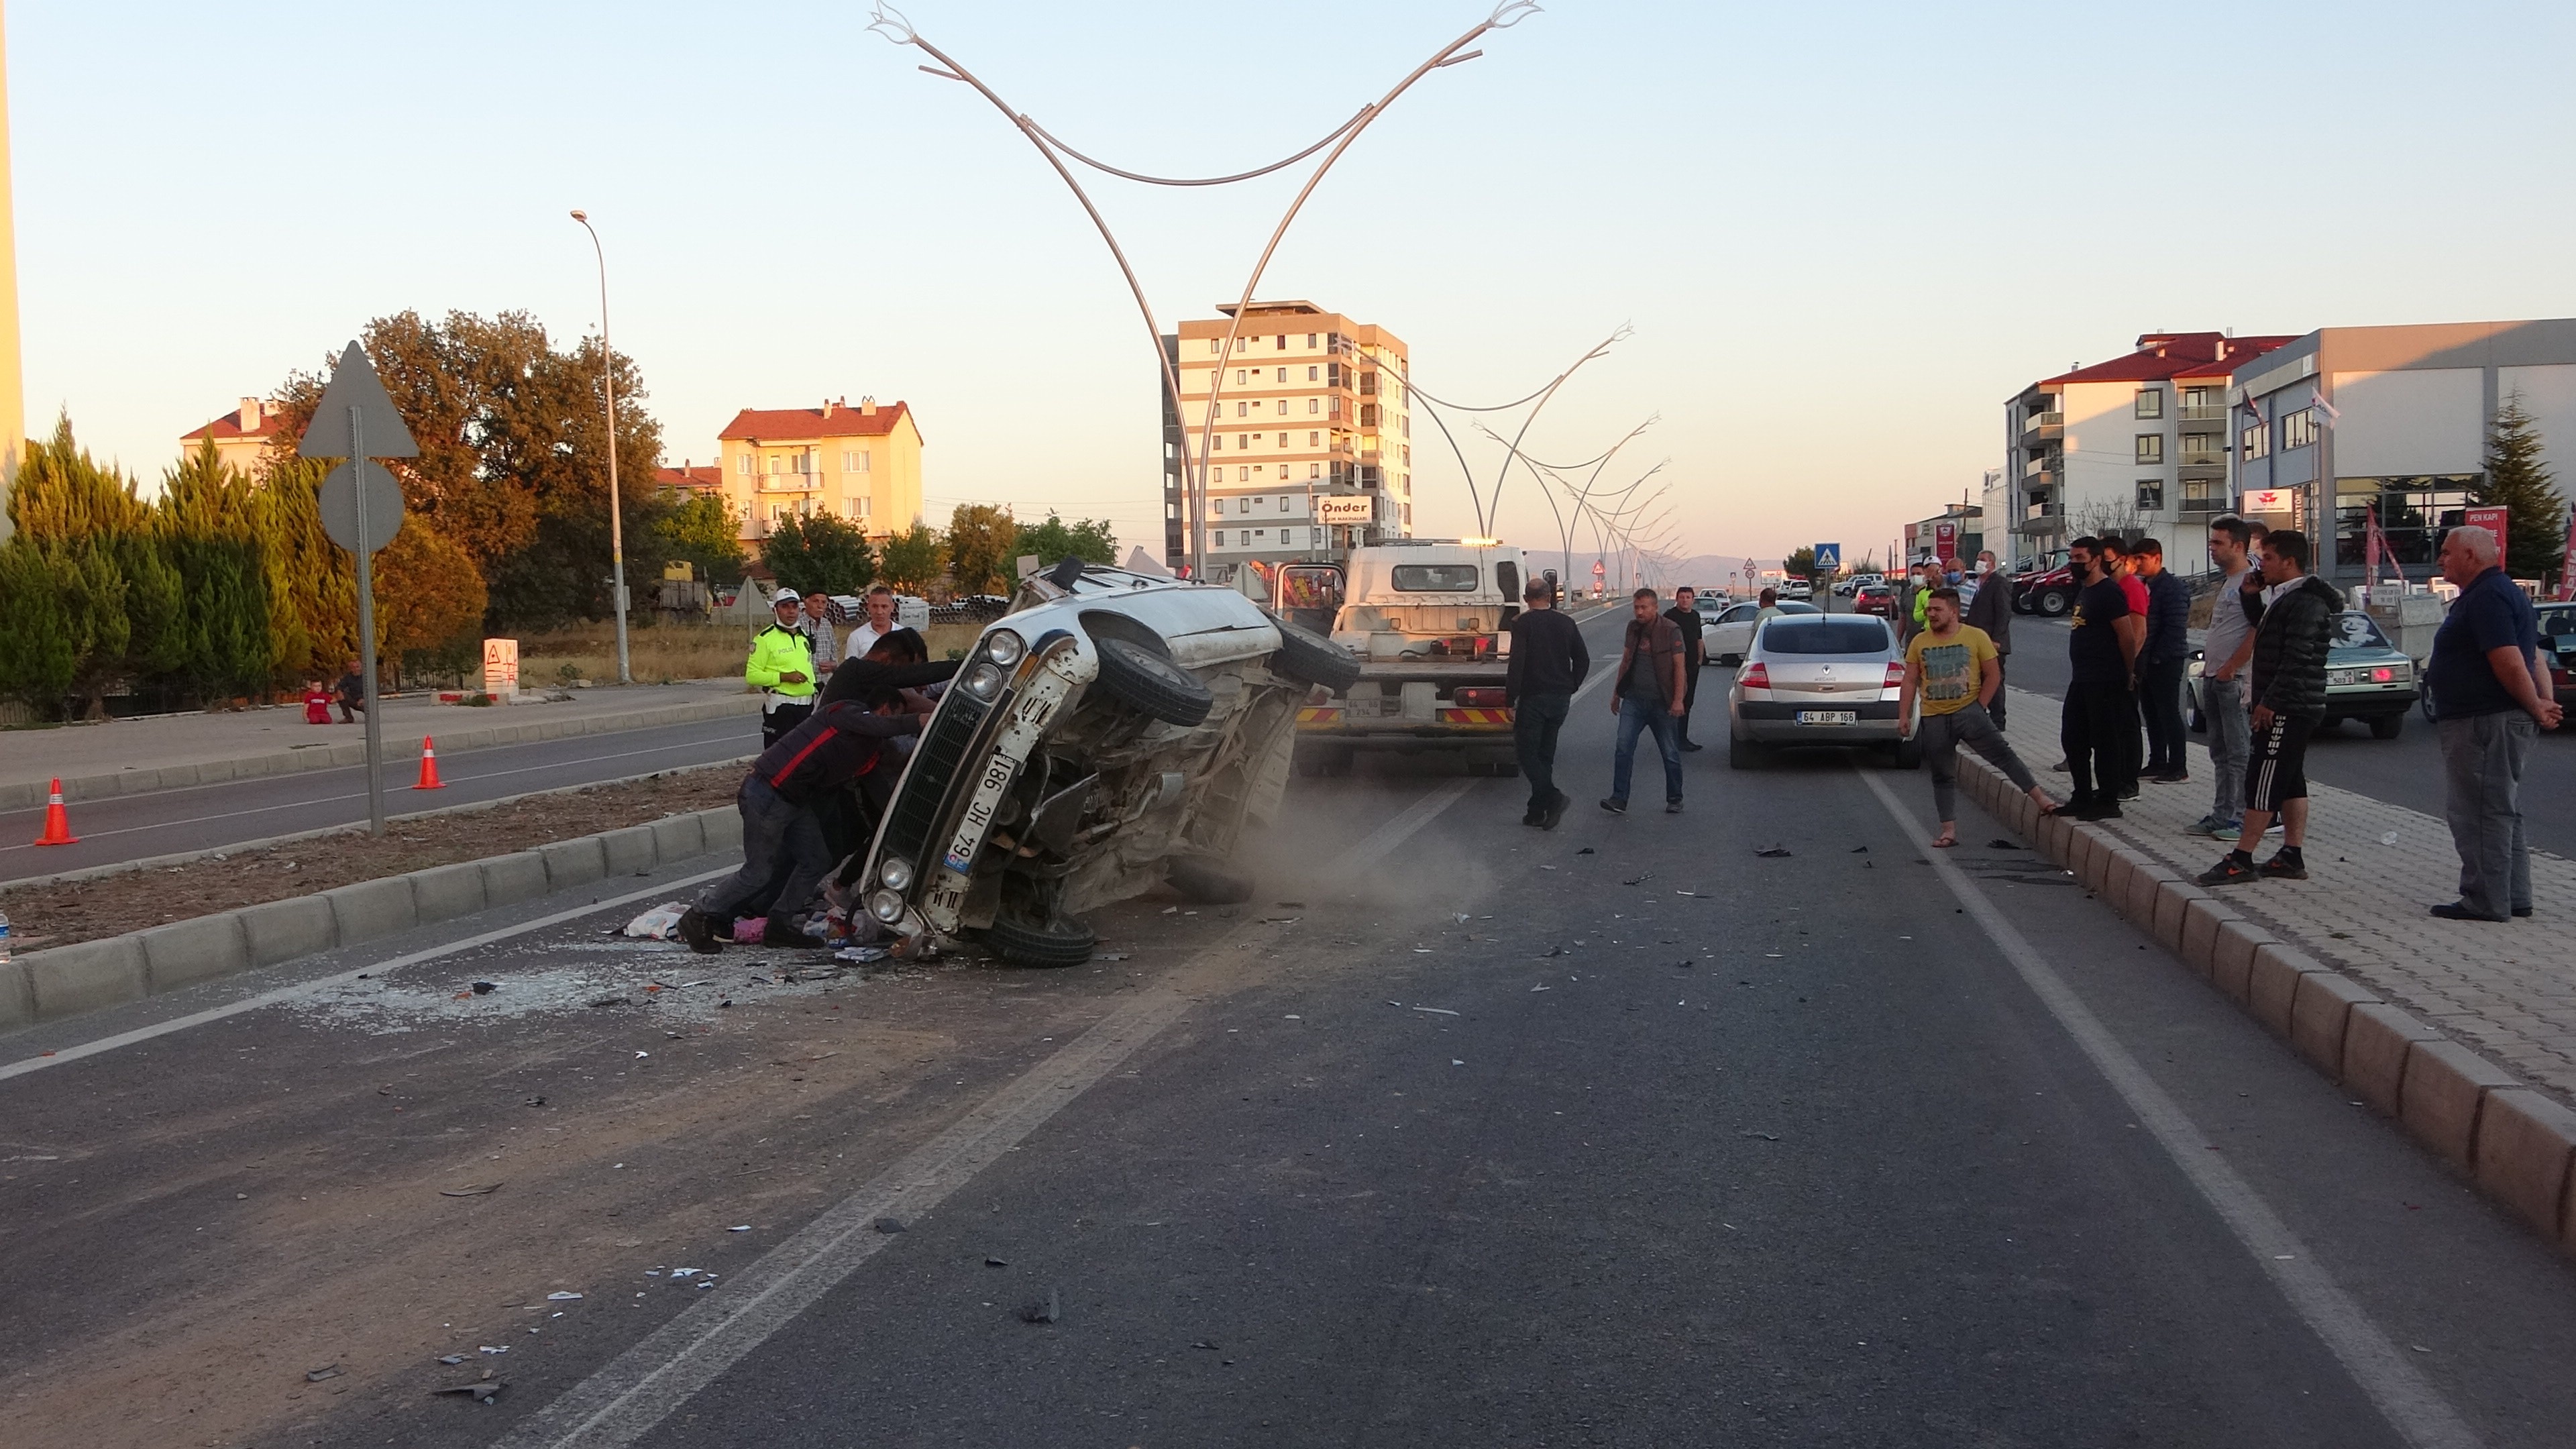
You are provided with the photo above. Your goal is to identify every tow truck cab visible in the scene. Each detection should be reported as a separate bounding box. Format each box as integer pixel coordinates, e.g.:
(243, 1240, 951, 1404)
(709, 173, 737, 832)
(1275, 541, 1529, 777)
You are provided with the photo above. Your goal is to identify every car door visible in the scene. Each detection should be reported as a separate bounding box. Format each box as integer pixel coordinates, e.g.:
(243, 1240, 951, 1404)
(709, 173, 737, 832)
(1709, 603, 1758, 660)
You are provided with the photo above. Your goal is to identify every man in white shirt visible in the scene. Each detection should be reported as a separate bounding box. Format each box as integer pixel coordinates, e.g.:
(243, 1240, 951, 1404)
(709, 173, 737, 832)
(847, 584, 899, 659)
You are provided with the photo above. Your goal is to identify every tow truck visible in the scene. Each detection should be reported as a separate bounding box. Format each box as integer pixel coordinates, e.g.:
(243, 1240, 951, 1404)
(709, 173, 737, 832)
(1248, 540, 1530, 776)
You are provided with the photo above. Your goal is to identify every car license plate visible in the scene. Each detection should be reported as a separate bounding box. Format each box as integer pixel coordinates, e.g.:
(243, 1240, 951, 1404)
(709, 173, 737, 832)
(1798, 710, 1858, 725)
(2329, 668, 2364, 686)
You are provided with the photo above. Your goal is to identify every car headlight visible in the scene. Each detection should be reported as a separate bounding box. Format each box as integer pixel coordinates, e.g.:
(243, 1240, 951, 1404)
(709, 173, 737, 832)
(984, 629, 1026, 668)
(869, 889, 906, 923)
(962, 661, 1005, 699)
(877, 857, 914, 892)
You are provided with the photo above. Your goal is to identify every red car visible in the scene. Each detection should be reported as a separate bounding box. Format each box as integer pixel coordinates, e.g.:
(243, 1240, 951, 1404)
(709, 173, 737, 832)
(2012, 561, 2077, 616)
(1854, 583, 1897, 617)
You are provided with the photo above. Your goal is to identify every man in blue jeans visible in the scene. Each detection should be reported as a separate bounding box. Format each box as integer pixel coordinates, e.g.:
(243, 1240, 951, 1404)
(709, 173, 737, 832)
(1603, 587, 1688, 814)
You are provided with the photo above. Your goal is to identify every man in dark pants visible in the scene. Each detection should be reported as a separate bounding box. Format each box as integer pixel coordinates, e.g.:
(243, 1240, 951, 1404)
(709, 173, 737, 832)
(680, 692, 926, 952)
(2059, 536, 2139, 819)
(1664, 586, 1707, 751)
(1603, 587, 1688, 815)
(2134, 538, 2194, 782)
(1962, 551, 2013, 727)
(1505, 577, 1588, 830)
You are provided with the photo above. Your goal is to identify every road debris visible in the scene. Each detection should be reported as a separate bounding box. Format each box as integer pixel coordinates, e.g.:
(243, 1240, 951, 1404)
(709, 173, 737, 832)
(439, 1183, 500, 1197)
(1754, 847, 1792, 858)
(729, 1224, 753, 1232)
(1576, 847, 1595, 855)
(437, 1354, 468, 1366)
(874, 1218, 907, 1234)
(1412, 1006, 1460, 1017)
(1849, 845, 1868, 853)
(1020, 1289, 1061, 1324)
(625, 904, 688, 940)
(305, 1365, 341, 1383)
(478, 1345, 509, 1354)
(986, 1256, 1010, 1267)
(1988, 839, 2022, 850)
(545, 1291, 582, 1301)
(471, 981, 497, 995)
(1740, 1130, 1780, 1141)
(433, 1381, 506, 1403)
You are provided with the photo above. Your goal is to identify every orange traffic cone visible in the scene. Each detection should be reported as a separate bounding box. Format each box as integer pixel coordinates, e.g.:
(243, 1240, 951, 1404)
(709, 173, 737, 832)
(415, 737, 447, 790)
(33, 778, 78, 845)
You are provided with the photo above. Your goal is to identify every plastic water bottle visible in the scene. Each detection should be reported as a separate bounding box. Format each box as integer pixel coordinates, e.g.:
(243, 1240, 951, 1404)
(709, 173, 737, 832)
(0, 910, 11, 964)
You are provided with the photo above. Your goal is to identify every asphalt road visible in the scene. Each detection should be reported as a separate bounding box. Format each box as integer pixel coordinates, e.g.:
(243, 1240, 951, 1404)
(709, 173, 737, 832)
(0, 714, 761, 883)
(4, 600, 2571, 1448)
(2000, 615, 2576, 857)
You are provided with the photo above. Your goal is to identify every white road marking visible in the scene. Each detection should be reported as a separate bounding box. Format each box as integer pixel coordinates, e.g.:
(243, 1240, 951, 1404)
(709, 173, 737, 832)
(0, 869, 734, 1084)
(491, 753, 1490, 1449)
(1856, 767, 2482, 1449)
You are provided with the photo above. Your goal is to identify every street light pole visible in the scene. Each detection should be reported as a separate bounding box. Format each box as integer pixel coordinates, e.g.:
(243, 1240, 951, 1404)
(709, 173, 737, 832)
(570, 209, 632, 685)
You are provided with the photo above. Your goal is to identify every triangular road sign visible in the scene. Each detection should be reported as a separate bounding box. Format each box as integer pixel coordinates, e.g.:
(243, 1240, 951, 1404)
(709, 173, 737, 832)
(297, 341, 421, 460)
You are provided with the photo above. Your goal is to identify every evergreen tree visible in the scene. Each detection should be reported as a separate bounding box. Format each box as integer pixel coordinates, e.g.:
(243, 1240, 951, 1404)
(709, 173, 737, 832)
(2477, 393, 2569, 582)
(250, 453, 355, 684)
(158, 445, 276, 703)
(115, 533, 190, 684)
(55, 540, 131, 718)
(7, 414, 147, 539)
(0, 541, 75, 715)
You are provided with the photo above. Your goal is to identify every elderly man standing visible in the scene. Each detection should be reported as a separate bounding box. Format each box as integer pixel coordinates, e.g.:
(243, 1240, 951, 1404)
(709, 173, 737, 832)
(2428, 526, 2563, 920)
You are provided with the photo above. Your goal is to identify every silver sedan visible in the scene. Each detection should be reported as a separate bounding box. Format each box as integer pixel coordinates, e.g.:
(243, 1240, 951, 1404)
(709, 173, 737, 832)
(1726, 613, 1919, 769)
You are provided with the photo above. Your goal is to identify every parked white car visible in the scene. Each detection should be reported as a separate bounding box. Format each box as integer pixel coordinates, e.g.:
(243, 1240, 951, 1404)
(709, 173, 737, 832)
(1702, 599, 1821, 667)
(852, 558, 1358, 966)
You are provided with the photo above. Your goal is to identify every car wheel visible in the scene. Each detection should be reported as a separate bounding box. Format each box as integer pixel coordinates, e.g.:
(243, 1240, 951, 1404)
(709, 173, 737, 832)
(1889, 736, 1923, 770)
(1717, 653, 1743, 668)
(2035, 588, 2072, 617)
(2369, 714, 2405, 740)
(2318, 716, 2343, 733)
(1267, 614, 1362, 693)
(971, 912, 1098, 968)
(1095, 636, 1215, 727)
(1166, 857, 1256, 904)
(1729, 734, 1765, 769)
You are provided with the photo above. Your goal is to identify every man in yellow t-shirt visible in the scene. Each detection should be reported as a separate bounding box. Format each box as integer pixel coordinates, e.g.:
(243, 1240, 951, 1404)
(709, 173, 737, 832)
(1898, 588, 2057, 847)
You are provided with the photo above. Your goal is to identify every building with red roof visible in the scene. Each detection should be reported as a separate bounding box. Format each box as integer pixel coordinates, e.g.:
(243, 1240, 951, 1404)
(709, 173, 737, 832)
(1999, 331, 2297, 573)
(178, 396, 285, 479)
(713, 396, 922, 546)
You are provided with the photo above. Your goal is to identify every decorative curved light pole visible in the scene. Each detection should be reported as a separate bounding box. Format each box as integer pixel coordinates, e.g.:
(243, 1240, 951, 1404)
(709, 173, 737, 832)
(569, 209, 631, 684)
(869, 1, 1540, 580)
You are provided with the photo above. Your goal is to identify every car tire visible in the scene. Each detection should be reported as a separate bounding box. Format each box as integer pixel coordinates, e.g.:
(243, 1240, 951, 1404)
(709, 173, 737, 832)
(1095, 636, 1215, 727)
(2319, 716, 2343, 733)
(1729, 734, 1765, 769)
(2369, 714, 2404, 740)
(2035, 588, 2072, 617)
(1717, 653, 1743, 668)
(971, 912, 1097, 968)
(1166, 857, 1256, 904)
(1889, 736, 1923, 770)
(1267, 615, 1362, 693)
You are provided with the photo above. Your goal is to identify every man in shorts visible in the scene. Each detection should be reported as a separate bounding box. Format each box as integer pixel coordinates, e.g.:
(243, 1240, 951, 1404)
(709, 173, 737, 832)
(2198, 530, 2339, 886)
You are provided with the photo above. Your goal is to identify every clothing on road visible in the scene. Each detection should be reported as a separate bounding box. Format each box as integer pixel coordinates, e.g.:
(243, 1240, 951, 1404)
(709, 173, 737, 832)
(2430, 565, 2544, 919)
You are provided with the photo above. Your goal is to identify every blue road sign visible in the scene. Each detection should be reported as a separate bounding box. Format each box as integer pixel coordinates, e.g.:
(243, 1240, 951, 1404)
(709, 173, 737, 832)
(1813, 543, 1841, 571)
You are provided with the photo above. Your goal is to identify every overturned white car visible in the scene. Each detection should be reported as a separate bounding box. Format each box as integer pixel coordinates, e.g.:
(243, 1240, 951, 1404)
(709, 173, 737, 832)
(851, 558, 1359, 966)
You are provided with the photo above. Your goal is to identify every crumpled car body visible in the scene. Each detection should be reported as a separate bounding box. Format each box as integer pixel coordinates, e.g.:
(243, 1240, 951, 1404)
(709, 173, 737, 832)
(852, 562, 1357, 966)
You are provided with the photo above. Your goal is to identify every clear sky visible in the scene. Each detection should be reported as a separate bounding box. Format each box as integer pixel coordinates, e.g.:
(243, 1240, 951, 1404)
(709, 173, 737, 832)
(14, 1, 2576, 568)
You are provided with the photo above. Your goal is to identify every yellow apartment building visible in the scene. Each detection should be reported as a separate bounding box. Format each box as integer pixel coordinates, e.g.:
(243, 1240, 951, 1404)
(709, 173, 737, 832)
(1164, 301, 1411, 575)
(178, 397, 285, 477)
(716, 396, 923, 545)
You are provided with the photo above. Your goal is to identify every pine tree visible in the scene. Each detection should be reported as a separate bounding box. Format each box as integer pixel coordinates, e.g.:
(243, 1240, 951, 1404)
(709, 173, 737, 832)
(115, 533, 190, 683)
(7, 414, 146, 539)
(158, 444, 276, 704)
(0, 541, 75, 716)
(2476, 393, 2569, 582)
(54, 541, 131, 718)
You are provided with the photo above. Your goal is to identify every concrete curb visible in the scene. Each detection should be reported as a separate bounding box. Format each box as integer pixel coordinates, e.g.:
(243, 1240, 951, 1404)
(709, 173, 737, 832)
(1955, 751, 2576, 1256)
(0, 804, 738, 1034)
(2, 757, 754, 894)
(0, 692, 760, 810)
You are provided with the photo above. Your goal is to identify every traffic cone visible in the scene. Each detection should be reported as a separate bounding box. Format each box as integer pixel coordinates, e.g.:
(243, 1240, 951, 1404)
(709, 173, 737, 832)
(414, 737, 446, 790)
(32, 778, 77, 846)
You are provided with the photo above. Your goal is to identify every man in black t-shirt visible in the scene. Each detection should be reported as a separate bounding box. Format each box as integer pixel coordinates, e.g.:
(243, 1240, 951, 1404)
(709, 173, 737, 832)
(2059, 536, 2139, 818)
(1664, 587, 1709, 751)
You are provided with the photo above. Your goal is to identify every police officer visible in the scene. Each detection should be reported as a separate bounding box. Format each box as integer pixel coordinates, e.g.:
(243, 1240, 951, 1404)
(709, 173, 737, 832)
(748, 586, 818, 747)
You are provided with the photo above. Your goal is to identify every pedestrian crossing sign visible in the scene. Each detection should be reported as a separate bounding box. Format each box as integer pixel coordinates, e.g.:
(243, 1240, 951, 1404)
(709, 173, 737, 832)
(1813, 543, 1841, 571)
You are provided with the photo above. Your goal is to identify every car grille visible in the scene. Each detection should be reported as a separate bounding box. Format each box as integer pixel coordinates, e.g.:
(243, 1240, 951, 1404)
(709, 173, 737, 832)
(879, 688, 996, 869)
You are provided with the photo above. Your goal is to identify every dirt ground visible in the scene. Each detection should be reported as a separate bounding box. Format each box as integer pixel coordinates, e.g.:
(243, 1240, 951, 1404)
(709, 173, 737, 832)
(1, 767, 741, 951)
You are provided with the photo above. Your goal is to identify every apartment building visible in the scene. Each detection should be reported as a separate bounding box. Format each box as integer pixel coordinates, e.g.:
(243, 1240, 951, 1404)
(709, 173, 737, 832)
(714, 396, 922, 545)
(1161, 301, 1411, 577)
(178, 397, 285, 478)
(2229, 317, 2576, 584)
(653, 462, 723, 502)
(2002, 331, 2295, 572)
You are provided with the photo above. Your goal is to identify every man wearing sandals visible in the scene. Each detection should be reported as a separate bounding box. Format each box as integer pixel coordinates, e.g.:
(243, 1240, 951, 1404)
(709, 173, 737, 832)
(1898, 588, 2058, 847)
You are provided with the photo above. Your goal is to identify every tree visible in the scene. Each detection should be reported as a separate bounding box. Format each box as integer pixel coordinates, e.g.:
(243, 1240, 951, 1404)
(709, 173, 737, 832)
(653, 493, 747, 586)
(877, 522, 945, 594)
(253, 455, 356, 685)
(114, 534, 190, 684)
(1783, 546, 1817, 579)
(1014, 512, 1118, 570)
(2477, 392, 2569, 582)
(54, 541, 130, 718)
(947, 503, 1016, 594)
(0, 541, 74, 714)
(7, 415, 148, 539)
(376, 518, 489, 673)
(158, 445, 274, 702)
(759, 513, 875, 595)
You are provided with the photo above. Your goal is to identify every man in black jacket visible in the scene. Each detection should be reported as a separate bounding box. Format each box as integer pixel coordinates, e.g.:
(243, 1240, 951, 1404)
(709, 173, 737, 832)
(680, 693, 928, 951)
(2134, 539, 2195, 782)
(1506, 578, 1589, 830)
(2198, 530, 2339, 886)
(1664, 587, 1708, 751)
(1961, 551, 2013, 726)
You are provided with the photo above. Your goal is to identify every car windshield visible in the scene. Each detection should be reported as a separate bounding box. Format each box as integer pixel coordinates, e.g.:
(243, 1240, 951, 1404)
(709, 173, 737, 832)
(1389, 564, 1481, 592)
(1760, 619, 1891, 655)
(2329, 612, 2392, 649)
